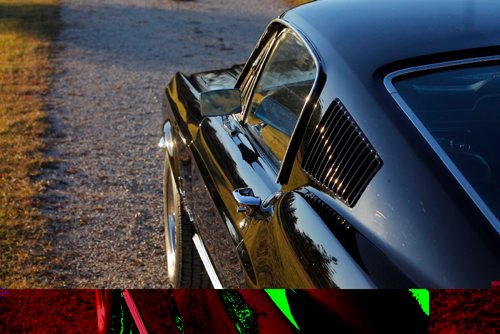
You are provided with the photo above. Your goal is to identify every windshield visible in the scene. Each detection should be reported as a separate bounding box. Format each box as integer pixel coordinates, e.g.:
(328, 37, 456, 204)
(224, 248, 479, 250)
(393, 63, 500, 220)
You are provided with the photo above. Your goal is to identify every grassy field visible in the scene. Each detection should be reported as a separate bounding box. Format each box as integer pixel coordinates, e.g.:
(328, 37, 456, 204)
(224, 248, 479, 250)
(0, 0, 59, 288)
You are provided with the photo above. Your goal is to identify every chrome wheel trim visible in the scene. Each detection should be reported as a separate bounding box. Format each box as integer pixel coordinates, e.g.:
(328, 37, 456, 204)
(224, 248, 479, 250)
(165, 171, 177, 281)
(167, 212, 176, 273)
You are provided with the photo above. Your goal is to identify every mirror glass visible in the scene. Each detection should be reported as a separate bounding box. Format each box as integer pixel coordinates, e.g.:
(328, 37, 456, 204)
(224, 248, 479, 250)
(200, 89, 242, 117)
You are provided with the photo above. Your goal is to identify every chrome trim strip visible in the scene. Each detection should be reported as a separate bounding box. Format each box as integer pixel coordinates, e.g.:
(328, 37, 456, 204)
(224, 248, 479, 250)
(383, 56, 500, 233)
(192, 233, 223, 289)
(158, 121, 174, 154)
(236, 18, 322, 182)
(274, 18, 323, 184)
(158, 136, 166, 148)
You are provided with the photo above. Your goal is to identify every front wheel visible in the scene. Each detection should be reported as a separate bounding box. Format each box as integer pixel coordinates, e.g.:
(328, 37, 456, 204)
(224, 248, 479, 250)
(163, 154, 210, 288)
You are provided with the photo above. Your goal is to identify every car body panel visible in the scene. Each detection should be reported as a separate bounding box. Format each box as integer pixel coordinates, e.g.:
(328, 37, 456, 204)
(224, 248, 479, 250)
(282, 0, 500, 82)
(282, 74, 500, 288)
(192, 116, 280, 285)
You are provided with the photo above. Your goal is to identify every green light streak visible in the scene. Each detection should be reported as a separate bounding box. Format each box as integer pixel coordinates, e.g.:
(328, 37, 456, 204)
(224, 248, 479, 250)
(120, 304, 125, 334)
(219, 290, 258, 334)
(409, 289, 430, 316)
(174, 315, 185, 334)
(264, 289, 300, 330)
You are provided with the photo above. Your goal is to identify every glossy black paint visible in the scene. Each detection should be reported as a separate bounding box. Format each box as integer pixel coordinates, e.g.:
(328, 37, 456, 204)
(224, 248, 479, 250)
(162, 0, 500, 288)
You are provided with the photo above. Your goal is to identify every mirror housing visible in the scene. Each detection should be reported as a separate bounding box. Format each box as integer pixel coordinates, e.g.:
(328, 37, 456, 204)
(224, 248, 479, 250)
(200, 89, 242, 117)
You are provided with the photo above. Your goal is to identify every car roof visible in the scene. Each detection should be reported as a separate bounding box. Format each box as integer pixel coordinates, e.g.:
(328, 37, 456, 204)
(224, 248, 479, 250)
(281, 0, 500, 77)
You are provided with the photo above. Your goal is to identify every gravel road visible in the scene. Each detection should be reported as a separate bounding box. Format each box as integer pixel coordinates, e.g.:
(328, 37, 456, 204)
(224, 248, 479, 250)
(41, 0, 287, 288)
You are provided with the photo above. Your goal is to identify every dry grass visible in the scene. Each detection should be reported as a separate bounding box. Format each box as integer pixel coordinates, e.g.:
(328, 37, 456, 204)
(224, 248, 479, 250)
(0, 0, 59, 287)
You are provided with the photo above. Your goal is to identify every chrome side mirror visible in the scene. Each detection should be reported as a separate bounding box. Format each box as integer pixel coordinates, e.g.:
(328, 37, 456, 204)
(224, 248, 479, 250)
(200, 89, 242, 117)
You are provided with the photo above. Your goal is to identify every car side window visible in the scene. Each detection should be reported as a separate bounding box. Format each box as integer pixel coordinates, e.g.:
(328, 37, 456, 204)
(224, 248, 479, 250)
(245, 29, 317, 165)
(239, 38, 273, 117)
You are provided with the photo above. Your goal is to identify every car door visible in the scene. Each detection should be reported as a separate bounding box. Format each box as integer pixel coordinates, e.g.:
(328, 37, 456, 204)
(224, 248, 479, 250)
(193, 25, 320, 287)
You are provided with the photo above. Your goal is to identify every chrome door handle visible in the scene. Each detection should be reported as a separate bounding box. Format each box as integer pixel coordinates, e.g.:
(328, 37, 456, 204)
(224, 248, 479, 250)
(232, 188, 282, 217)
(233, 188, 261, 213)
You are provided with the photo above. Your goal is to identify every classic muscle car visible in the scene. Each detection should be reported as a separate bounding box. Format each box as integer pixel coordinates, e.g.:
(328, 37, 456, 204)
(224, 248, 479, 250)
(159, 0, 500, 288)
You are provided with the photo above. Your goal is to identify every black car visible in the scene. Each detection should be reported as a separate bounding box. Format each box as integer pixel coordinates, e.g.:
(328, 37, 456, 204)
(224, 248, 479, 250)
(159, 0, 500, 288)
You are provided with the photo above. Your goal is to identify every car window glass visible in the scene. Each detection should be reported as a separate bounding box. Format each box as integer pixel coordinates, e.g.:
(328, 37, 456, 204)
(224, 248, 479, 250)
(239, 36, 276, 119)
(393, 64, 500, 219)
(245, 29, 316, 165)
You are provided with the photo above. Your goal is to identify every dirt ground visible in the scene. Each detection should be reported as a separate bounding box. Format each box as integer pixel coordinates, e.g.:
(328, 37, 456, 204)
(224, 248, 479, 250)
(39, 0, 286, 288)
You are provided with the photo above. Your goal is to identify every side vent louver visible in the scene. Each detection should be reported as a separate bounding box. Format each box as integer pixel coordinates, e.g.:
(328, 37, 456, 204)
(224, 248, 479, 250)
(302, 99, 382, 207)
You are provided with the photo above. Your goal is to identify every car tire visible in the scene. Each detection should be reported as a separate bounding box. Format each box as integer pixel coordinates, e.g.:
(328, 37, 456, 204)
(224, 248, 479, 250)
(163, 154, 211, 288)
